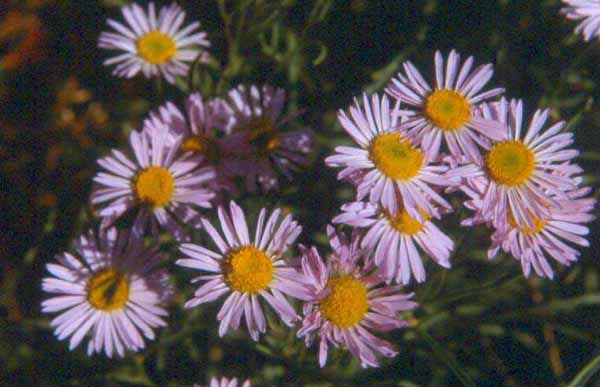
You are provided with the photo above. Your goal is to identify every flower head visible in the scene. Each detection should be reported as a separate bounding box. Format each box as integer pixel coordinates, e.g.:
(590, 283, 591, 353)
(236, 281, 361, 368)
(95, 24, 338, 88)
(333, 201, 454, 284)
(194, 377, 251, 387)
(386, 49, 506, 163)
(143, 93, 250, 197)
(447, 98, 579, 229)
(297, 226, 417, 368)
(98, 2, 210, 84)
(222, 84, 314, 192)
(325, 93, 452, 220)
(41, 227, 171, 357)
(177, 201, 309, 340)
(489, 187, 596, 278)
(561, 1, 600, 41)
(91, 121, 215, 240)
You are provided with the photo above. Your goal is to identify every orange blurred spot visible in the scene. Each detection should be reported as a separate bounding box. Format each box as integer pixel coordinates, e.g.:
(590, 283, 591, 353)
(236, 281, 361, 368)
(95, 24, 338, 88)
(0, 11, 44, 71)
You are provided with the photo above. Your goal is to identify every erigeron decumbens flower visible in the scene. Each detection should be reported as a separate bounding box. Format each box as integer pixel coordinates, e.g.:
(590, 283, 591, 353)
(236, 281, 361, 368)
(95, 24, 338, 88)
(91, 120, 215, 239)
(98, 2, 210, 84)
(41, 226, 171, 358)
(561, 1, 600, 42)
(487, 186, 596, 279)
(447, 98, 579, 229)
(143, 93, 251, 196)
(325, 93, 451, 220)
(194, 377, 251, 387)
(176, 201, 310, 340)
(222, 84, 314, 192)
(386, 49, 506, 163)
(333, 201, 453, 284)
(297, 226, 417, 368)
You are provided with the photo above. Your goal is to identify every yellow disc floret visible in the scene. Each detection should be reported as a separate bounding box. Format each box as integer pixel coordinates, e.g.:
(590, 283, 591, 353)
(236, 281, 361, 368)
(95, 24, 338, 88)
(136, 31, 177, 65)
(369, 133, 423, 180)
(424, 89, 470, 131)
(242, 116, 280, 154)
(485, 140, 535, 186)
(508, 209, 547, 234)
(87, 268, 129, 312)
(387, 208, 429, 235)
(223, 246, 274, 293)
(134, 166, 175, 208)
(180, 135, 220, 163)
(320, 275, 368, 328)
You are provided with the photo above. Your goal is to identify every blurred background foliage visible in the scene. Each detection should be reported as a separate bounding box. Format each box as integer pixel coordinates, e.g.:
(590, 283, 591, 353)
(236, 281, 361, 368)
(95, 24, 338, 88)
(1, 0, 600, 386)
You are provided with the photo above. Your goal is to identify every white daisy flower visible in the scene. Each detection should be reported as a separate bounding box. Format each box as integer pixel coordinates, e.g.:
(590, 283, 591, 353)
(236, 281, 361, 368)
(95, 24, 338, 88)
(98, 2, 210, 84)
(489, 187, 596, 279)
(177, 201, 310, 341)
(41, 227, 171, 358)
(91, 121, 215, 240)
(386, 49, 506, 163)
(447, 98, 580, 229)
(325, 92, 452, 221)
(561, 1, 600, 42)
(333, 201, 453, 284)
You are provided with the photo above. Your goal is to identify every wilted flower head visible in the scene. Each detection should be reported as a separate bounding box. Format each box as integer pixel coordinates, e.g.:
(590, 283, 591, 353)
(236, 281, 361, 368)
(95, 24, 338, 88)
(143, 93, 250, 198)
(222, 84, 314, 192)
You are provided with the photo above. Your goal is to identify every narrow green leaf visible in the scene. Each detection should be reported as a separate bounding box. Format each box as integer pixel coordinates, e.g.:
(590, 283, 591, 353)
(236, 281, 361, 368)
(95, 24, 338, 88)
(420, 330, 477, 387)
(568, 353, 600, 387)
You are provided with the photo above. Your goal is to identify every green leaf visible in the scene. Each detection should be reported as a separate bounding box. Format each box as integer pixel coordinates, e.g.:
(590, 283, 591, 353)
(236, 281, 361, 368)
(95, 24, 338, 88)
(568, 353, 600, 387)
(419, 329, 477, 387)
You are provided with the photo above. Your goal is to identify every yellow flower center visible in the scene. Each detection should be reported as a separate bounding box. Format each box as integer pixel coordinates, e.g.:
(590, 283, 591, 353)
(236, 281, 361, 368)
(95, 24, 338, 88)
(508, 210, 547, 234)
(320, 276, 368, 328)
(180, 135, 220, 163)
(86, 268, 129, 312)
(369, 133, 423, 180)
(134, 166, 174, 208)
(136, 31, 177, 65)
(387, 208, 429, 235)
(223, 246, 273, 293)
(424, 89, 470, 131)
(244, 117, 280, 154)
(485, 140, 535, 186)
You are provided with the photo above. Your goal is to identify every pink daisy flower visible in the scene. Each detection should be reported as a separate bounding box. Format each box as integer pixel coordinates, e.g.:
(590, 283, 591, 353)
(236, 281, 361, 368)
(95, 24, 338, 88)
(325, 93, 451, 220)
(98, 2, 210, 84)
(447, 98, 579, 229)
(385, 49, 506, 163)
(195, 377, 251, 387)
(333, 201, 453, 284)
(91, 122, 215, 240)
(489, 187, 596, 278)
(297, 226, 417, 368)
(143, 93, 251, 197)
(561, 1, 600, 42)
(41, 226, 171, 358)
(176, 201, 309, 341)
(222, 84, 314, 192)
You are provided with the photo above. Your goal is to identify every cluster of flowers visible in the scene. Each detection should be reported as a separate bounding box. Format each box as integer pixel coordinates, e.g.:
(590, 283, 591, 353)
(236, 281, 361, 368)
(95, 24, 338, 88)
(40, 0, 597, 382)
